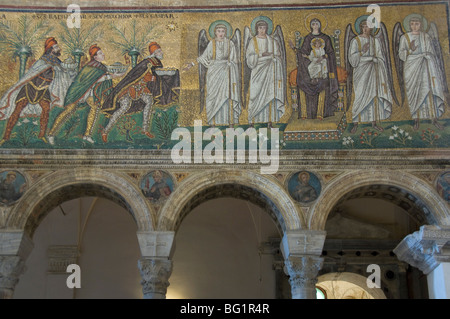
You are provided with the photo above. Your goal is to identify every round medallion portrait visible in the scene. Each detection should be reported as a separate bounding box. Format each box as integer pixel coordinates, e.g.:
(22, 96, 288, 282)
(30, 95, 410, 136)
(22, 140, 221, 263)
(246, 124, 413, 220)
(0, 170, 27, 206)
(288, 171, 321, 204)
(436, 171, 450, 203)
(140, 170, 174, 203)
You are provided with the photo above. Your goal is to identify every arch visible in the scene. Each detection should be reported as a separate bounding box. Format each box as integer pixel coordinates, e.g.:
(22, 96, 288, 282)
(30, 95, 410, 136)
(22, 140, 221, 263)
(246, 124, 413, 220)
(157, 169, 303, 232)
(6, 168, 155, 237)
(309, 170, 450, 230)
(317, 272, 387, 299)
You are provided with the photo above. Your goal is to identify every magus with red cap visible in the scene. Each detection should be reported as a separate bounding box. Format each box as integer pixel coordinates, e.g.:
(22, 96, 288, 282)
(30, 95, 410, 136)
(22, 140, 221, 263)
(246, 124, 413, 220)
(101, 41, 179, 142)
(47, 44, 126, 145)
(0, 37, 76, 146)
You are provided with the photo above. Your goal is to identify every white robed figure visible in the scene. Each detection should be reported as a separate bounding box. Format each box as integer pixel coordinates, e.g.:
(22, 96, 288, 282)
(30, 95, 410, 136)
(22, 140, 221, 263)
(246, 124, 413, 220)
(345, 16, 398, 134)
(393, 13, 449, 130)
(244, 16, 287, 127)
(197, 20, 242, 126)
(307, 38, 328, 80)
(185, 20, 242, 126)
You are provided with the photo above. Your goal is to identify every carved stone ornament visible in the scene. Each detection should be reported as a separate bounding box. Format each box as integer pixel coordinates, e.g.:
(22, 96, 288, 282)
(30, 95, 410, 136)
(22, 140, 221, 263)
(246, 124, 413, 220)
(394, 225, 450, 274)
(284, 255, 324, 299)
(284, 255, 324, 287)
(137, 258, 173, 299)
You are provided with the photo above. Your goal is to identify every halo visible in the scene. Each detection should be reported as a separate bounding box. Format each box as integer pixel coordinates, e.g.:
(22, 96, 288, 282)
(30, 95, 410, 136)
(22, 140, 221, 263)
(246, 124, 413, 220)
(403, 13, 428, 32)
(354, 14, 380, 35)
(250, 15, 274, 36)
(208, 20, 232, 38)
(304, 12, 328, 33)
(311, 37, 325, 49)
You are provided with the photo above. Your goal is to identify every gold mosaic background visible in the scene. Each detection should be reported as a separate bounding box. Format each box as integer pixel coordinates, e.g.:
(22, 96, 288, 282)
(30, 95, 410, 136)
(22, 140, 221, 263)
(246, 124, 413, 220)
(0, 2, 448, 127)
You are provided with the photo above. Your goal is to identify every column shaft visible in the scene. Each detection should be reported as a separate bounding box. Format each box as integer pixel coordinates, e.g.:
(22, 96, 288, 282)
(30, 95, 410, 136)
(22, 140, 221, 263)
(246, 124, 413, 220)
(0, 255, 26, 299)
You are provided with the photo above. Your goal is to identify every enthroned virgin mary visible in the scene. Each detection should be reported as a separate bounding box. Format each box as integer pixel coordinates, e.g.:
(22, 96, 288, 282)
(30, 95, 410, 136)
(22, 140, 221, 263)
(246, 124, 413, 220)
(296, 15, 338, 120)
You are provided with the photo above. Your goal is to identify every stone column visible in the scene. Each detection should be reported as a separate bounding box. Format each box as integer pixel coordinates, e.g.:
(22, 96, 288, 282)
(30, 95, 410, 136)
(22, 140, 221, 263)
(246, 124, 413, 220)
(0, 230, 33, 299)
(280, 230, 326, 299)
(394, 225, 450, 299)
(0, 255, 25, 298)
(136, 231, 175, 299)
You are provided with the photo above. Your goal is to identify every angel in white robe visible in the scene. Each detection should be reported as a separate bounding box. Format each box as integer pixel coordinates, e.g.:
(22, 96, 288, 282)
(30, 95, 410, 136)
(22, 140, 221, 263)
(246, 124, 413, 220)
(198, 22, 241, 126)
(244, 17, 287, 127)
(345, 18, 397, 134)
(185, 20, 242, 127)
(394, 14, 448, 130)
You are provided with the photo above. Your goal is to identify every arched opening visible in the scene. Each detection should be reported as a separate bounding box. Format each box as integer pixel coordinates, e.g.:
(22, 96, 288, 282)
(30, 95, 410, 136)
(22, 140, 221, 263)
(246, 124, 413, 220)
(160, 176, 291, 298)
(167, 197, 281, 299)
(157, 169, 302, 232)
(23, 183, 140, 238)
(317, 272, 387, 299)
(309, 170, 449, 230)
(172, 183, 286, 234)
(320, 184, 433, 299)
(6, 169, 155, 235)
(13, 196, 142, 299)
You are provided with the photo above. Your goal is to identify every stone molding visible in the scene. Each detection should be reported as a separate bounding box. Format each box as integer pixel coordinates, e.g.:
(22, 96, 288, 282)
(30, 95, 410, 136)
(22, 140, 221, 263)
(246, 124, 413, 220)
(137, 258, 173, 299)
(0, 149, 448, 169)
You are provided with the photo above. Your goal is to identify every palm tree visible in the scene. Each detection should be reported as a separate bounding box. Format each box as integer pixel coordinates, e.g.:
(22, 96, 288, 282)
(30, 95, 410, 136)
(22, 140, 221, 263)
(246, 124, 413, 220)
(0, 16, 53, 79)
(59, 20, 103, 71)
(110, 19, 161, 68)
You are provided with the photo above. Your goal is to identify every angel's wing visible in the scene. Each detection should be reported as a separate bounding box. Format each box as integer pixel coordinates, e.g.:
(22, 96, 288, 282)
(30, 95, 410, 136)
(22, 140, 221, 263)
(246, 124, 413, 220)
(198, 29, 209, 114)
(243, 26, 253, 109)
(392, 22, 406, 107)
(273, 25, 288, 108)
(230, 28, 243, 107)
(428, 22, 450, 104)
(376, 22, 400, 106)
(344, 23, 357, 111)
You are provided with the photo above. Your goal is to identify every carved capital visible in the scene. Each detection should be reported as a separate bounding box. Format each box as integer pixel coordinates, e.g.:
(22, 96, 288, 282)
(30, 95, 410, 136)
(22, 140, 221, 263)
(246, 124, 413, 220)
(138, 258, 172, 299)
(0, 255, 26, 299)
(284, 255, 323, 299)
(394, 225, 450, 275)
